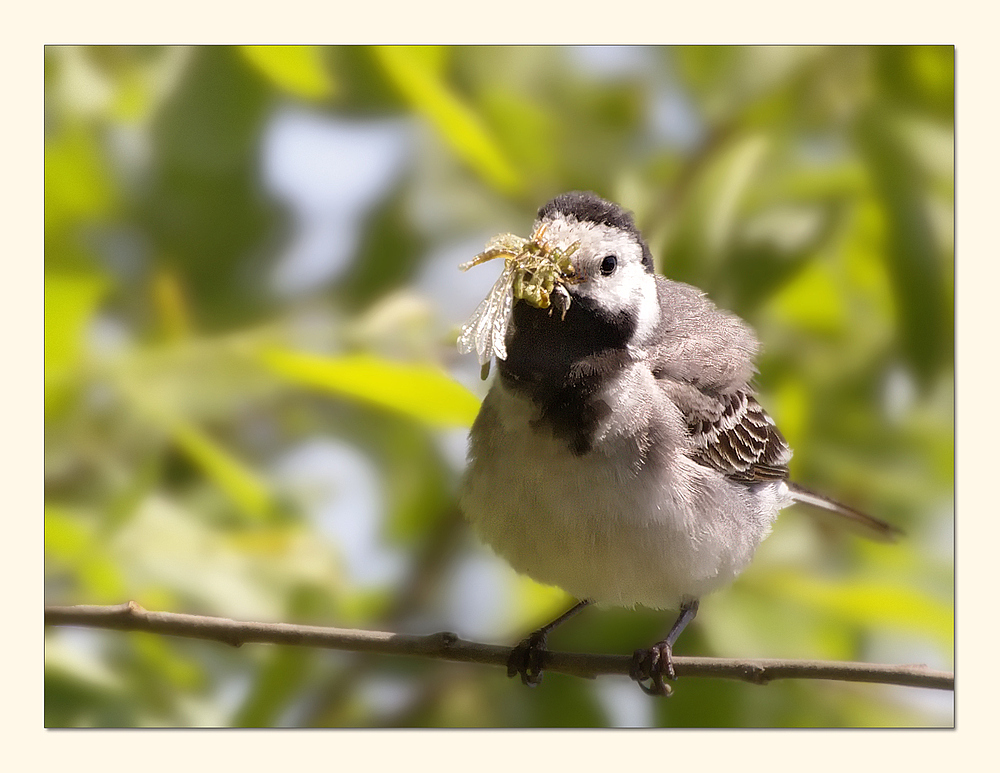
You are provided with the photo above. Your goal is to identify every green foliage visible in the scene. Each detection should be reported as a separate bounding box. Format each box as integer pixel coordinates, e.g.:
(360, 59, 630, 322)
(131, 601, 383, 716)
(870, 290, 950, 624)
(45, 45, 953, 727)
(239, 46, 336, 101)
(259, 348, 480, 429)
(372, 46, 524, 195)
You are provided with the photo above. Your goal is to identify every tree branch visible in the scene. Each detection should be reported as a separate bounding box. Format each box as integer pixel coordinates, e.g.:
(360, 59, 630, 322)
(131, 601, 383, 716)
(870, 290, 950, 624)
(44, 602, 954, 692)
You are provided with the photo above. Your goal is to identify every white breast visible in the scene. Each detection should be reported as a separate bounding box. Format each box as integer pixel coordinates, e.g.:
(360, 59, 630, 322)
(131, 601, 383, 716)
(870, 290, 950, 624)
(460, 366, 789, 610)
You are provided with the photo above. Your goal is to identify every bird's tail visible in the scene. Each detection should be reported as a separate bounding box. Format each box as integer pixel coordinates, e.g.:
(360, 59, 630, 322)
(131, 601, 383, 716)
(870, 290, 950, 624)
(787, 482, 903, 542)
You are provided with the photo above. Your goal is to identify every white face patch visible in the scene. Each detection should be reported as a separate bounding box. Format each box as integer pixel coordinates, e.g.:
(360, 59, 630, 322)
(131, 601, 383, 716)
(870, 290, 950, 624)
(536, 214, 661, 344)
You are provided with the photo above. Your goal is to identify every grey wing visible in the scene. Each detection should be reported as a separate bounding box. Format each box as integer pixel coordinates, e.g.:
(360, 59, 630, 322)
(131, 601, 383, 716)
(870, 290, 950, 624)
(663, 381, 792, 482)
(658, 377, 905, 540)
(646, 276, 790, 482)
(692, 391, 792, 481)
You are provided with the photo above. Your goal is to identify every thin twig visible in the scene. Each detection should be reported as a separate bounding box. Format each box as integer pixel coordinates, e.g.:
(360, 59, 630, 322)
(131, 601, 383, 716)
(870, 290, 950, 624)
(44, 602, 954, 692)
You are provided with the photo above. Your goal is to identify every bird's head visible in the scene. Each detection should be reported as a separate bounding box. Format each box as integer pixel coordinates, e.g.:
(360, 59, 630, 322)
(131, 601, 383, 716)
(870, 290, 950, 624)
(505, 192, 661, 360)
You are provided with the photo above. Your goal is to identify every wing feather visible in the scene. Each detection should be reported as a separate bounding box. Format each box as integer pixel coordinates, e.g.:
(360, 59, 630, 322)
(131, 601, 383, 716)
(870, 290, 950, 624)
(660, 382, 792, 483)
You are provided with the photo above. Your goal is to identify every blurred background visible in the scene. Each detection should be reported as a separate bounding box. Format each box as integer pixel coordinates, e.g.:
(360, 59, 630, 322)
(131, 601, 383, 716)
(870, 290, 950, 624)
(44, 45, 954, 727)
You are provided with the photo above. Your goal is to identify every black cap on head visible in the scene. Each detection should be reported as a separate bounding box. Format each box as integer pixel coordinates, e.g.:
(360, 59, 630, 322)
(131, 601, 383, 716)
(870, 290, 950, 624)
(538, 191, 654, 272)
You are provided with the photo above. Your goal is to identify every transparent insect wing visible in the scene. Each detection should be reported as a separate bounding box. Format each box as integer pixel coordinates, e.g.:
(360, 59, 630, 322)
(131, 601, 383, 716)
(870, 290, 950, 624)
(488, 233, 528, 253)
(457, 228, 578, 365)
(459, 235, 527, 273)
(458, 260, 515, 364)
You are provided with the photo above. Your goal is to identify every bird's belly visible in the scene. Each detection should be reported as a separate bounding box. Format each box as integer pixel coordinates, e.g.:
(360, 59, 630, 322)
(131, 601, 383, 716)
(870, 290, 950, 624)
(460, 394, 778, 609)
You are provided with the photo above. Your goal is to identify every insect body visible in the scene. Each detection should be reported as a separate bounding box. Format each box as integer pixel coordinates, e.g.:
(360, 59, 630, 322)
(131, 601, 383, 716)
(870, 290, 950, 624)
(458, 224, 580, 369)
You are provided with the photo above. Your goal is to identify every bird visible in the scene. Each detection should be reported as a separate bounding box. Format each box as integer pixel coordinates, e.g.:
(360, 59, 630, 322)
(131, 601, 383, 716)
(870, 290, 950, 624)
(458, 190, 900, 696)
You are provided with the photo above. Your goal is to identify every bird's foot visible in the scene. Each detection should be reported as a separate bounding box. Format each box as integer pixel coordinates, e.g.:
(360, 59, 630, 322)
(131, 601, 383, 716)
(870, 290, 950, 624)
(629, 641, 677, 697)
(507, 630, 549, 687)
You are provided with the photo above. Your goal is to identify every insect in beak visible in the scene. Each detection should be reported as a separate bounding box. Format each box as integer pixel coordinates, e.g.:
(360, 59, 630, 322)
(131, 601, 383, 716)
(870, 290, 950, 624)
(457, 223, 581, 369)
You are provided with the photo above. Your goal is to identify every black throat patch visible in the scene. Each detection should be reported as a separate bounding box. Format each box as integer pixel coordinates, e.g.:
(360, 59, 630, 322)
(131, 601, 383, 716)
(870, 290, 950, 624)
(498, 294, 636, 455)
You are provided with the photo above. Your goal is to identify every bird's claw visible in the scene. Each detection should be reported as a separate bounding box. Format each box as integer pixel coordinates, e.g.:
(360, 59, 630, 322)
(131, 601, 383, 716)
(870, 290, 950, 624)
(629, 643, 676, 697)
(507, 632, 548, 687)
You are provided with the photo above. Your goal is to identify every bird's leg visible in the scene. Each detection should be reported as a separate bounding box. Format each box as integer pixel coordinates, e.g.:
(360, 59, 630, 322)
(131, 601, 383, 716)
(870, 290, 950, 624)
(629, 599, 700, 696)
(507, 599, 592, 686)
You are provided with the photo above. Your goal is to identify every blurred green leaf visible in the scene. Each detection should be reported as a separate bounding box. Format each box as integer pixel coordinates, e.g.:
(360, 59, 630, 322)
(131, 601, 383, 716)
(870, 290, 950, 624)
(142, 46, 275, 328)
(481, 87, 559, 182)
(118, 376, 277, 520)
(750, 570, 952, 649)
(875, 46, 954, 120)
(44, 271, 108, 413)
(132, 632, 204, 692)
(45, 505, 93, 562)
(167, 418, 275, 520)
(505, 575, 575, 637)
(377, 423, 452, 543)
(45, 506, 127, 602)
(45, 272, 106, 377)
(45, 637, 131, 727)
(661, 133, 770, 285)
(856, 107, 952, 383)
(233, 647, 314, 727)
(239, 46, 335, 101)
(768, 259, 846, 335)
(258, 348, 481, 429)
(527, 673, 608, 727)
(44, 126, 116, 231)
(107, 496, 343, 620)
(371, 46, 523, 195)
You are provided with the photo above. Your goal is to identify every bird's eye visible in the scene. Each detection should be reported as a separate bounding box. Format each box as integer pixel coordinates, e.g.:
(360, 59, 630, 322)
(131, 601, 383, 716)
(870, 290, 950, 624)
(600, 255, 618, 276)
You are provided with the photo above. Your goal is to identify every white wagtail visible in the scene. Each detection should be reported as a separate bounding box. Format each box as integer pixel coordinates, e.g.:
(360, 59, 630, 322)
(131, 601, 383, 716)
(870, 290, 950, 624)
(458, 191, 899, 696)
